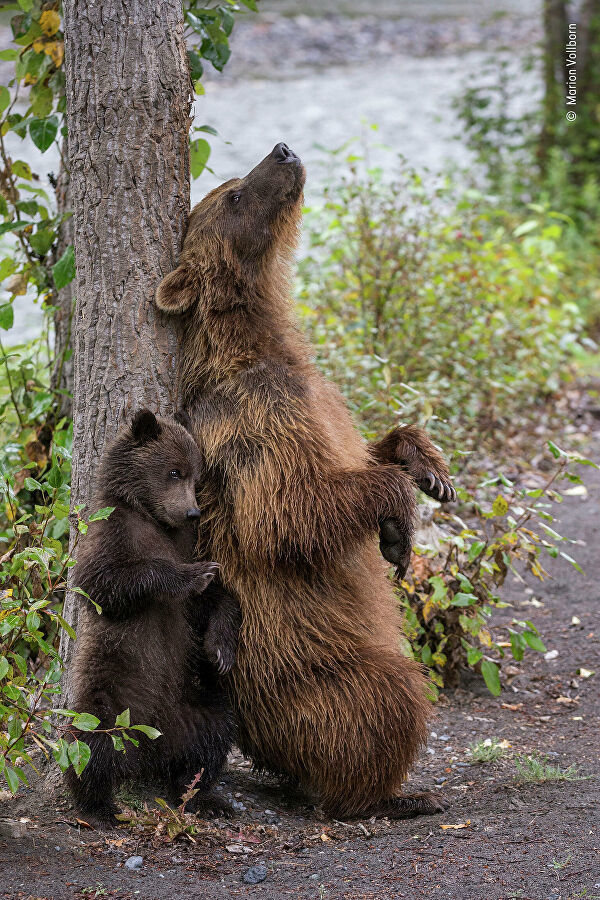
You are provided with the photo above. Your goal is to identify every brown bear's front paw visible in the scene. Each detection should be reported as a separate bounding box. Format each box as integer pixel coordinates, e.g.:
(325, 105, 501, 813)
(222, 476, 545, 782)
(379, 518, 412, 578)
(374, 791, 450, 820)
(418, 471, 457, 503)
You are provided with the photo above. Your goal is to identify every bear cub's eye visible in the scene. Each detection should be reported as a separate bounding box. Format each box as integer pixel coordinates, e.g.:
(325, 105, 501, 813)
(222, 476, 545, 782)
(231, 192, 241, 204)
(169, 469, 182, 480)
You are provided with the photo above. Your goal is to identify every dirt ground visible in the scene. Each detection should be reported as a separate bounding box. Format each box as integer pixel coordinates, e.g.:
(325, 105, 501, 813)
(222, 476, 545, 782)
(1, 455, 598, 900)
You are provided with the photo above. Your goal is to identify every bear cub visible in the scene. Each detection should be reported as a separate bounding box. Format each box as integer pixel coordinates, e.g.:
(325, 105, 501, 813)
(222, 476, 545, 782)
(66, 410, 241, 822)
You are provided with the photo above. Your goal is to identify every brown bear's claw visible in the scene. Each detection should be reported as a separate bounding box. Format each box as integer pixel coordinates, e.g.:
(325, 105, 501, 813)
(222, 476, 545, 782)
(419, 472, 456, 503)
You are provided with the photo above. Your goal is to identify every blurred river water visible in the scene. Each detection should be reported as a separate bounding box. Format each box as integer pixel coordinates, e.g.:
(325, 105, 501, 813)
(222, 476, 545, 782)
(1, 0, 541, 341)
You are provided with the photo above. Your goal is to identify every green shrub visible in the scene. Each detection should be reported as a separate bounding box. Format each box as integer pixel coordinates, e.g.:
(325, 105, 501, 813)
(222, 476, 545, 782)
(397, 442, 594, 696)
(299, 157, 583, 448)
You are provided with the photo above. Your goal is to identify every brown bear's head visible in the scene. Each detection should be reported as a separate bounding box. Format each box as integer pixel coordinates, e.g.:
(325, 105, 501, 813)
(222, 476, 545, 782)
(97, 410, 203, 528)
(155, 143, 305, 314)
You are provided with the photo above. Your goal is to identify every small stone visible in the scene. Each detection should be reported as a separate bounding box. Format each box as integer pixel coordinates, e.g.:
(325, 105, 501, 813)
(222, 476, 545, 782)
(231, 799, 246, 811)
(243, 864, 267, 885)
(0, 820, 28, 839)
(544, 650, 559, 660)
(439, 735, 451, 742)
(125, 856, 143, 870)
(264, 809, 276, 816)
(226, 843, 247, 854)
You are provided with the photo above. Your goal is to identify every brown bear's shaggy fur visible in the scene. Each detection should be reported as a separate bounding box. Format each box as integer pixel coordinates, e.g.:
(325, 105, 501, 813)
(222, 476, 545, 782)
(156, 143, 454, 819)
(67, 410, 240, 822)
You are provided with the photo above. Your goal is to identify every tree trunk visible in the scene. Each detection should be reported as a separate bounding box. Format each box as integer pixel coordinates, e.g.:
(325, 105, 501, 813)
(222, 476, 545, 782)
(538, 0, 567, 175)
(50, 140, 74, 420)
(59, 0, 192, 703)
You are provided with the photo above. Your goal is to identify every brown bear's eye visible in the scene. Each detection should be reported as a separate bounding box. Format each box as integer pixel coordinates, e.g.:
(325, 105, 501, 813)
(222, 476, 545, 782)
(231, 193, 241, 204)
(169, 469, 182, 479)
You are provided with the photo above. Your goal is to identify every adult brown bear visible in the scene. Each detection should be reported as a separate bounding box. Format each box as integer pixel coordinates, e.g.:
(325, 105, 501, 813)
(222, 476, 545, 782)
(156, 144, 455, 819)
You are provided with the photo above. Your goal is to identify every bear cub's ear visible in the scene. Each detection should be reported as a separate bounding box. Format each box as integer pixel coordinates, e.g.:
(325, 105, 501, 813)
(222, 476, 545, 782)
(174, 408, 193, 432)
(155, 265, 197, 315)
(131, 409, 162, 443)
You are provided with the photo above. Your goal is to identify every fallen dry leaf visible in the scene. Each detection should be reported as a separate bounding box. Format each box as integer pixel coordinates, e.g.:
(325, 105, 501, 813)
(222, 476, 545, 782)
(440, 820, 471, 830)
(556, 695, 578, 705)
(577, 668, 595, 678)
(501, 702, 523, 711)
(76, 818, 93, 829)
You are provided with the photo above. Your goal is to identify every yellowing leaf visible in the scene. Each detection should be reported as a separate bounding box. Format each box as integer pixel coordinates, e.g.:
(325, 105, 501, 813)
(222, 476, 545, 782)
(440, 820, 471, 830)
(478, 628, 492, 648)
(577, 668, 594, 679)
(32, 38, 46, 53)
(40, 10, 61, 36)
(422, 598, 437, 624)
(492, 495, 509, 517)
(44, 41, 64, 68)
(24, 74, 37, 85)
(5, 503, 15, 522)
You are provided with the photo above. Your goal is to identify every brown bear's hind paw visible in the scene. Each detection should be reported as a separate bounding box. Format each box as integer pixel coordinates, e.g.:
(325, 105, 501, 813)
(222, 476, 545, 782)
(418, 471, 457, 503)
(374, 791, 450, 819)
(378, 518, 412, 578)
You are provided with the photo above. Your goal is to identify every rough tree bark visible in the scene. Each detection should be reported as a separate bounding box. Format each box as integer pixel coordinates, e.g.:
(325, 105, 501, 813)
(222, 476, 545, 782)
(50, 139, 74, 420)
(59, 0, 193, 702)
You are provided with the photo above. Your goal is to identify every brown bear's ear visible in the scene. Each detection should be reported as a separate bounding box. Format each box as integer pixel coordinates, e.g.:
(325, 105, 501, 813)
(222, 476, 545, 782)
(155, 265, 197, 314)
(131, 408, 162, 443)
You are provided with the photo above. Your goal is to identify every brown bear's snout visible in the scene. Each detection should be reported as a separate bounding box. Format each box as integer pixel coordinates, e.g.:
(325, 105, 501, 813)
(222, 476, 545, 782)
(186, 508, 202, 520)
(272, 142, 300, 165)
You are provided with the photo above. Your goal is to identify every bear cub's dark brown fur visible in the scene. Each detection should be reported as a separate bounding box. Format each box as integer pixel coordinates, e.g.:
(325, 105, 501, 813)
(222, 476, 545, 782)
(66, 410, 240, 822)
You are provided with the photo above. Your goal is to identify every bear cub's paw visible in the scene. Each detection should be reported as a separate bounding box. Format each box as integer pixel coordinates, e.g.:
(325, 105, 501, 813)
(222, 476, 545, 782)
(203, 631, 236, 675)
(189, 561, 219, 597)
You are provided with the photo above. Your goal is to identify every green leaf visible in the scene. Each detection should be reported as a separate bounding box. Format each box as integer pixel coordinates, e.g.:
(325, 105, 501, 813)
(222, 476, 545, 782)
(451, 591, 477, 607)
(4, 766, 20, 794)
(68, 739, 91, 776)
(54, 613, 76, 641)
(52, 244, 75, 290)
(29, 228, 54, 256)
(513, 220, 538, 237)
(0, 303, 14, 331)
(29, 115, 59, 153)
(466, 646, 483, 666)
(0, 50, 19, 61)
(480, 659, 501, 696)
(218, 5, 235, 35)
(195, 124, 218, 136)
(0, 86, 10, 115)
(111, 734, 125, 752)
(468, 541, 486, 562)
(88, 506, 115, 522)
(523, 630, 546, 653)
(188, 50, 204, 82)
(73, 713, 100, 732)
(509, 630, 525, 661)
(52, 738, 70, 772)
(115, 708, 130, 728)
(11, 160, 32, 180)
(29, 84, 53, 119)
(0, 220, 29, 236)
(190, 138, 211, 179)
(0, 657, 9, 680)
(547, 441, 564, 459)
(420, 644, 433, 665)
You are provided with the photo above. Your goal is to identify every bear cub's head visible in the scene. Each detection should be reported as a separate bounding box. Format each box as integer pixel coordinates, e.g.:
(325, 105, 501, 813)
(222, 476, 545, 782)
(155, 142, 305, 314)
(98, 409, 202, 528)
